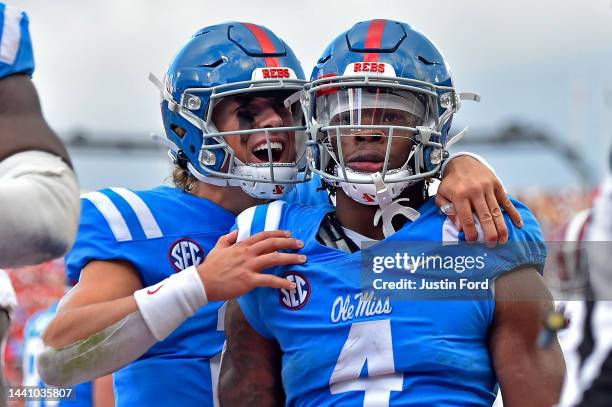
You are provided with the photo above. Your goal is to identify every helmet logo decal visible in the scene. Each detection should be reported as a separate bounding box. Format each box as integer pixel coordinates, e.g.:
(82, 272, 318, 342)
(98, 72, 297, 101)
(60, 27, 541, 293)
(362, 193, 376, 203)
(263, 68, 290, 78)
(353, 62, 385, 73)
(251, 67, 297, 81)
(344, 62, 396, 78)
(273, 185, 285, 195)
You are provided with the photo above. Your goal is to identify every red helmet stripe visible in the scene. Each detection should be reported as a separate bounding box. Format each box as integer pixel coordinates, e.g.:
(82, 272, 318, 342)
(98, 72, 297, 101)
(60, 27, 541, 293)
(242, 22, 280, 67)
(363, 19, 386, 62)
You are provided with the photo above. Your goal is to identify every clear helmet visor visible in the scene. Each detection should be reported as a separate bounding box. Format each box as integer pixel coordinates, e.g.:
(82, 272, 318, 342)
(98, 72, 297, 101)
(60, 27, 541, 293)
(207, 89, 306, 183)
(314, 87, 432, 176)
(316, 87, 430, 130)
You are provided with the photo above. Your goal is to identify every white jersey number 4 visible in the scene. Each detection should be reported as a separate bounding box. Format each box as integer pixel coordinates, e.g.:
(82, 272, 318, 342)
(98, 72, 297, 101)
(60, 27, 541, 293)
(329, 319, 403, 406)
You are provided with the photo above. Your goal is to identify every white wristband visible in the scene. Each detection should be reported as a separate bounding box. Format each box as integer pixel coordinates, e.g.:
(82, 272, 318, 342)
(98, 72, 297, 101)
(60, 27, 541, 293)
(133, 265, 208, 341)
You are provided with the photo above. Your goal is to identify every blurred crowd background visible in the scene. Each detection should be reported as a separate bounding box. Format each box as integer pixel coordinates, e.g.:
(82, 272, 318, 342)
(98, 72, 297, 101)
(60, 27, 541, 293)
(4, 262, 64, 390)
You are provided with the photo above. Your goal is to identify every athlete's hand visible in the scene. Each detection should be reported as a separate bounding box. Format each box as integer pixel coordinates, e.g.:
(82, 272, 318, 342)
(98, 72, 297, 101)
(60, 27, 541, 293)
(196, 230, 305, 301)
(436, 155, 523, 244)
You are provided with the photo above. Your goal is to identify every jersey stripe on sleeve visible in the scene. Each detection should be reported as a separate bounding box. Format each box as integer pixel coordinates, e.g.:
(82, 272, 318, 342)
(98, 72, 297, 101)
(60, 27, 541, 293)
(0, 5, 23, 65)
(236, 206, 256, 242)
(264, 200, 285, 231)
(110, 188, 163, 239)
(81, 191, 132, 242)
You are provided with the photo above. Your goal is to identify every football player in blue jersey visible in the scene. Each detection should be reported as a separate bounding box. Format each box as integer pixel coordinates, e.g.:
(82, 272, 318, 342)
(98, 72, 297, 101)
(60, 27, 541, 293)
(37, 22, 312, 407)
(0, 3, 80, 269)
(220, 19, 565, 406)
(38, 21, 523, 407)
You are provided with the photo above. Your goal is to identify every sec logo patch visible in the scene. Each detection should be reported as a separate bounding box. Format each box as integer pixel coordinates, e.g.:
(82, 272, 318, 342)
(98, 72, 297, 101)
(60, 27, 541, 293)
(168, 238, 204, 271)
(279, 272, 311, 310)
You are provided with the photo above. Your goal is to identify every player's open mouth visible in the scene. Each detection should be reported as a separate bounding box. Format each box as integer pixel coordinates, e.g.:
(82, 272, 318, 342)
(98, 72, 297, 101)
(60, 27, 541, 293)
(251, 140, 285, 163)
(347, 151, 385, 173)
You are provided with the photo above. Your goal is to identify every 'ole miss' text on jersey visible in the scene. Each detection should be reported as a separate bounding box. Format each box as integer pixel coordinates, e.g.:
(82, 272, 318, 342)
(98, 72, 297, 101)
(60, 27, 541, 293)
(234, 198, 546, 406)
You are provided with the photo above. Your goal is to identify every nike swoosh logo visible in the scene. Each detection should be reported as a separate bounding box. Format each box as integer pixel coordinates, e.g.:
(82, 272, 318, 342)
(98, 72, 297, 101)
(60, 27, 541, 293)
(147, 284, 164, 295)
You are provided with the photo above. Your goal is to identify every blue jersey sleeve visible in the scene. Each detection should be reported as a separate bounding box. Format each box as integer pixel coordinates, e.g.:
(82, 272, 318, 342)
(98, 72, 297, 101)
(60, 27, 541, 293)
(283, 174, 330, 206)
(503, 199, 547, 273)
(233, 201, 293, 339)
(236, 293, 274, 339)
(482, 199, 547, 277)
(0, 4, 34, 77)
(65, 198, 125, 284)
(234, 200, 289, 241)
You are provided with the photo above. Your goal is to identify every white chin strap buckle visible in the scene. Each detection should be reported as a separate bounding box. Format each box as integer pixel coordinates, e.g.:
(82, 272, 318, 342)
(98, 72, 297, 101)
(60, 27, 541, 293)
(371, 172, 420, 238)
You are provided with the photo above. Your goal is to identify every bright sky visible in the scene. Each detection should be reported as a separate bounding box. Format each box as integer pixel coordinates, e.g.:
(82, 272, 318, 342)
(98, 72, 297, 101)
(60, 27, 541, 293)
(8, 0, 612, 188)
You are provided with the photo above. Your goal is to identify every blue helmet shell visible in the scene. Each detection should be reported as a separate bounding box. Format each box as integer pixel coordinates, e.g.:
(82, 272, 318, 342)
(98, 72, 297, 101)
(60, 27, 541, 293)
(311, 20, 455, 144)
(160, 22, 306, 176)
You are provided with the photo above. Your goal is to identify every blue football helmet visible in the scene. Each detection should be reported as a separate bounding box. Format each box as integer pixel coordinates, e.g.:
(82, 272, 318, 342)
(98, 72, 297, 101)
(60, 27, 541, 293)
(151, 22, 307, 198)
(304, 19, 479, 206)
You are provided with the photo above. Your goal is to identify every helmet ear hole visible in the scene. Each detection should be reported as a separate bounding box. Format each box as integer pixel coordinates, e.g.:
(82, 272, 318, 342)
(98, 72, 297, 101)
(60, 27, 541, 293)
(170, 124, 187, 139)
(189, 144, 196, 154)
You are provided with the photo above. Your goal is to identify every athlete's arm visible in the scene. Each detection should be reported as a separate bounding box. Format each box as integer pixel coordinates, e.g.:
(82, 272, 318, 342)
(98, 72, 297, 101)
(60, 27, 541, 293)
(437, 154, 523, 244)
(489, 267, 565, 407)
(0, 75, 79, 268)
(219, 300, 284, 407)
(38, 259, 154, 385)
(0, 7, 79, 266)
(93, 374, 115, 407)
(42, 260, 143, 348)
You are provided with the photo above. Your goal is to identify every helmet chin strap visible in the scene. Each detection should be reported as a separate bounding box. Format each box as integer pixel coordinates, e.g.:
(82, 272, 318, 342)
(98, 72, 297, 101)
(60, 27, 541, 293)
(186, 162, 238, 187)
(371, 172, 420, 238)
(186, 161, 295, 199)
(232, 163, 297, 199)
(151, 118, 294, 199)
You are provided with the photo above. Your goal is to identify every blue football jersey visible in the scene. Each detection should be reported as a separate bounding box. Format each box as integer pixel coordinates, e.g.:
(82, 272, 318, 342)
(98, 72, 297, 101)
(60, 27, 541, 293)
(235, 198, 547, 406)
(0, 3, 34, 78)
(283, 173, 330, 207)
(66, 186, 236, 407)
(23, 303, 93, 407)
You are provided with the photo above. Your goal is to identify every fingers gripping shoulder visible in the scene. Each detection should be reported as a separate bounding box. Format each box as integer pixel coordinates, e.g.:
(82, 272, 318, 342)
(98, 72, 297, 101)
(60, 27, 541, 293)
(438, 196, 544, 244)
